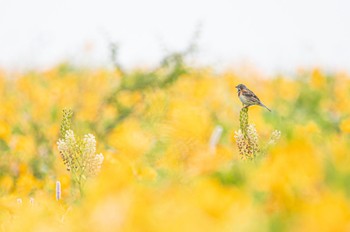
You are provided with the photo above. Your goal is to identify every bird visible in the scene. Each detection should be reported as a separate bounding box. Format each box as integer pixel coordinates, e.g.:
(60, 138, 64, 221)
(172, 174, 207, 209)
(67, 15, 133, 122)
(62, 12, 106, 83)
(235, 84, 271, 111)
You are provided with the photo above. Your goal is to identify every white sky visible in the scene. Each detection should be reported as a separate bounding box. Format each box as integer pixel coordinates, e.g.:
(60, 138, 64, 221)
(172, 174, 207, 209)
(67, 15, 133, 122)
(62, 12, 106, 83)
(0, 0, 349, 74)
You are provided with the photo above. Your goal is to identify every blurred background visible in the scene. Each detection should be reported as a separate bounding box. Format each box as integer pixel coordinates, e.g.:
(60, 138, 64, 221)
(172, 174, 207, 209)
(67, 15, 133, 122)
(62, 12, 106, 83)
(2, 1, 350, 231)
(0, 0, 349, 74)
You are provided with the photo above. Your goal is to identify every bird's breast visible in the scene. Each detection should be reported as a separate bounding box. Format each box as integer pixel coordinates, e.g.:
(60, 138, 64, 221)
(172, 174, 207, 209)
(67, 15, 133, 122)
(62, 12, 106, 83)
(239, 94, 246, 101)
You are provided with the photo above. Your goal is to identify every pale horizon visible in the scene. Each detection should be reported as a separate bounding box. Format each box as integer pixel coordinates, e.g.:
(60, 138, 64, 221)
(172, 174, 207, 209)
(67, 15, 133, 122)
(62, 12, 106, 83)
(0, 0, 349, 74)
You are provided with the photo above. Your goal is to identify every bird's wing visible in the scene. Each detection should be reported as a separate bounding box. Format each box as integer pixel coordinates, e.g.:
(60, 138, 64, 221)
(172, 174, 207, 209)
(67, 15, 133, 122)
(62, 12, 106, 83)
(242, 89, 261, 103)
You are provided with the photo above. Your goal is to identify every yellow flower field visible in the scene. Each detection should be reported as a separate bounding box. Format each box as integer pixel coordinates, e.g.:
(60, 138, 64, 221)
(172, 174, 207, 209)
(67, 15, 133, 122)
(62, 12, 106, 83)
(1, 59, 350, 231)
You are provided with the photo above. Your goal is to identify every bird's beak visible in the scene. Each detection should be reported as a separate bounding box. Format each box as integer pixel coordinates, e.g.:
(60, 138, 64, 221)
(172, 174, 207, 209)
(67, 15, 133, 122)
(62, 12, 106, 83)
(235, 86, 239, 89)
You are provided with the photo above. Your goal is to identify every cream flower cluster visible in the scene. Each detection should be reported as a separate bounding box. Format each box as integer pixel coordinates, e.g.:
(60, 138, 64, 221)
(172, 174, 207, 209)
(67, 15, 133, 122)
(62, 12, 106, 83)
(57, 130, 104, 178)
(234, 124, 259, 160)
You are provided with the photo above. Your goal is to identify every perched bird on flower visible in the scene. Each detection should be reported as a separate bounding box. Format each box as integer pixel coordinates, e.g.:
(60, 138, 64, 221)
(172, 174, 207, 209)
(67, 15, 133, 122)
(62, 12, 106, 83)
(235, 84, 271, 111)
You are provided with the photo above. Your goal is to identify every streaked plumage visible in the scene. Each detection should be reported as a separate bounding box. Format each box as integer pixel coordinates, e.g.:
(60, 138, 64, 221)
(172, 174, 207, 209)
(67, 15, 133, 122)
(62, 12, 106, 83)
(235, 84, 271, 111)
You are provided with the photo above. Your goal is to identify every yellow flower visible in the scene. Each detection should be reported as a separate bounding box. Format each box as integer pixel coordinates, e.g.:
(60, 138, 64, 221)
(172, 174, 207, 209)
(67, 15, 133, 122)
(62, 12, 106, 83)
(16, 173, 41, 195)
(340, 118, 350, 133)
(108, 119, 153, 160)
(295, 121, 320, 135)
(132, 163, 157, 181)
(164, 99, 212, 143)
(0, 175, 14, 193)
(311, 68, 326, 89)
(117, 91, 142, 108)
(254, 139, 323, 210)
(329, 135, 350, 172)
(296, 192, 350, 231)
(0, 120, 11, 141)
(10, 135, 36, 159)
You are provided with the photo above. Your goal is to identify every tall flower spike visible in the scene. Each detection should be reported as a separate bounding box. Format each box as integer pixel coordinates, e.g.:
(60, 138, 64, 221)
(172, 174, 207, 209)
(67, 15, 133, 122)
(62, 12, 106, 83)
(57, 109, 104, 197)
(268, 130, 281, 146)
(239, 107, 249, 138)
(234, 130, 245, 158)
(247, 124, 259, 155)
(209, 125, 224, 154)
(87, 153, 104, 177)
(82, 134, 97, 157)
(235, 107, 257, 160)
(56, 181, 61, 201)
(57, 138, 71, 171)
(60, 109, 73, 139)
(234, 129, 254, 160)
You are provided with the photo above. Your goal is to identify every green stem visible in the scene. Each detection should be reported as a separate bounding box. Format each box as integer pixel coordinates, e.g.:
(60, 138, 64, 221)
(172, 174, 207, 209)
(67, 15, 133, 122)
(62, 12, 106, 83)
(239, 107, 249, 138)
(79, 181, 85, 198)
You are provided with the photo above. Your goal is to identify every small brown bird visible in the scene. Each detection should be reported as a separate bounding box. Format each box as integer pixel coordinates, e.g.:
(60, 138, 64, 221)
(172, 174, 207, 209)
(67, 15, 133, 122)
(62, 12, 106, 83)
(235, 84, 271, 111)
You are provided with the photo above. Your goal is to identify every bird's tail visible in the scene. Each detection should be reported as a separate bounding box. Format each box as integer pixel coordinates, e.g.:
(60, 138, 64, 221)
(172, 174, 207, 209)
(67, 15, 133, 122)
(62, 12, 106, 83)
(260, 103, 271, 112)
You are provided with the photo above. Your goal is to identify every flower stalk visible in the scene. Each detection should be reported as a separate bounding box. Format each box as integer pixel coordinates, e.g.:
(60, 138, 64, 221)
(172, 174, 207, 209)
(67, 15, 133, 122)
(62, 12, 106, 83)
(239, 107, 249, 138)
(235, 107, 280, 160)
(57, 109, 104, 197)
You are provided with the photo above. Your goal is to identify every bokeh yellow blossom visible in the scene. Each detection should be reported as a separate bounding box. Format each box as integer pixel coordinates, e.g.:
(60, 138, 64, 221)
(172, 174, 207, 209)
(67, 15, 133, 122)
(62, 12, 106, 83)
(0, 64, 349, 231)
